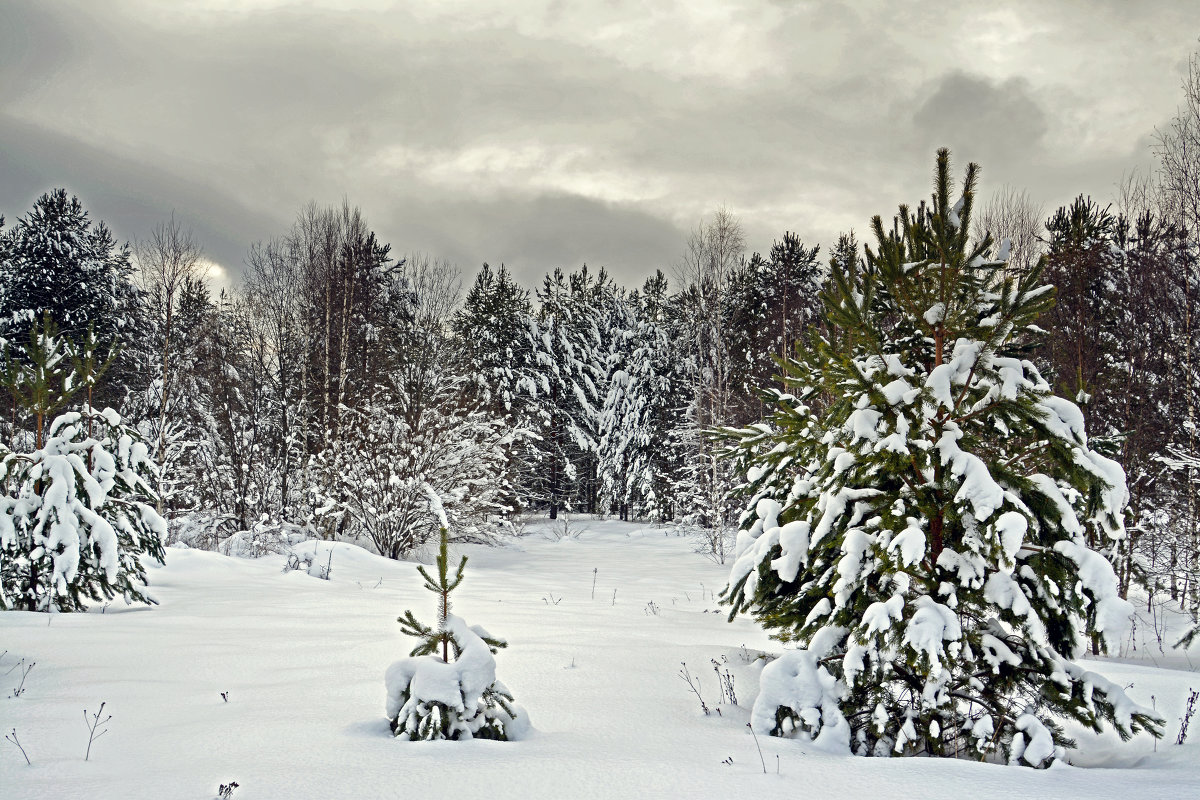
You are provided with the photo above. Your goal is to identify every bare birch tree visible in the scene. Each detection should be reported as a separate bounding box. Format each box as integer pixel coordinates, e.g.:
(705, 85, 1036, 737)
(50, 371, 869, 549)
(245, 236, 309, 516)
(971, 184, 1044, 276)
(1155, 47, 1200, 614)
(137, 214, 203, 514)
(673, 207, 744, 562)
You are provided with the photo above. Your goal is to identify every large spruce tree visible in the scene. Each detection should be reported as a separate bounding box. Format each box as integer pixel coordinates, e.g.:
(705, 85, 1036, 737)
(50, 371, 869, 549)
(722, 150, 1160, 765)
(454, 263, 542, 511)
(598, 271, 685, 521)
(455, 263, 540, 417)
(530, 266, 608, 518)
(0, 189, 142, 365)
(726, 232, 824, 421)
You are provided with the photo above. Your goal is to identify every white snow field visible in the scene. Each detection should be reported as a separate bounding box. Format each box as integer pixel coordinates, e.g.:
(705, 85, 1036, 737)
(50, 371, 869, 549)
(2, 517, 1198, 800)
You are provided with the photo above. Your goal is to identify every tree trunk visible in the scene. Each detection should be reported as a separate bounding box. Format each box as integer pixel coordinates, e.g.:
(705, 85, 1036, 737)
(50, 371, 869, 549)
(156, 293, 174, 515)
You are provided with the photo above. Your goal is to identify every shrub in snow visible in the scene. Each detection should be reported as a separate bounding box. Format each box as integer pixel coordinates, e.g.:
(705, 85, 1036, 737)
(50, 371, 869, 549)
(386, 528, 526, 741)
(0, 409, 166, 611)
(722, 150, 1161, 766)
(218, 518, 308, 559)
(313, 381, 517, 560)
(283, 549, 332, 579)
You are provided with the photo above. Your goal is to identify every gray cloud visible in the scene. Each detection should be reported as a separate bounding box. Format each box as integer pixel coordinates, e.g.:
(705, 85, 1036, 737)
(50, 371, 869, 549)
(374, 191, 688, 291)
(1, 0, 1196, 290)
(0, 113, 283, 274)
(912, 72, 1049, 164)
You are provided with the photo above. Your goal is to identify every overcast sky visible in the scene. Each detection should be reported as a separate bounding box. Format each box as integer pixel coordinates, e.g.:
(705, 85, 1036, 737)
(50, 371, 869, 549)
(1, 0, 1197, 291)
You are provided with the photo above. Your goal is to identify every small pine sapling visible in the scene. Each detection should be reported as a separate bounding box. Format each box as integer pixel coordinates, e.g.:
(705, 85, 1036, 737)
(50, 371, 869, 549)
(396, 528, 470, 663)
(386, 527, 527, 741)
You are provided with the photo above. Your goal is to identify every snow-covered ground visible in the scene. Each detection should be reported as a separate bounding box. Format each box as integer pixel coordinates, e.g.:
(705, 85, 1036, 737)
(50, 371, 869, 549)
(2, 517, 1198, 800)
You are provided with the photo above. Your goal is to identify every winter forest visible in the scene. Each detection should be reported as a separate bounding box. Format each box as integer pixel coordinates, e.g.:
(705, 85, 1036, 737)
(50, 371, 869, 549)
(5, 80, 1200, 605)
(6, 18, 1200, 800)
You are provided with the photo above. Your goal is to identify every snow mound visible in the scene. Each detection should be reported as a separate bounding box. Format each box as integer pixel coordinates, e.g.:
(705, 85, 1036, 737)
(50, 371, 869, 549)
(750, 649, 849, 753)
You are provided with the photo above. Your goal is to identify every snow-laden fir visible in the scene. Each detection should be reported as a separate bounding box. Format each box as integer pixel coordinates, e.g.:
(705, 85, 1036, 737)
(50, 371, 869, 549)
(721, 151, 1160, 765)
(0, 408, 165, 611)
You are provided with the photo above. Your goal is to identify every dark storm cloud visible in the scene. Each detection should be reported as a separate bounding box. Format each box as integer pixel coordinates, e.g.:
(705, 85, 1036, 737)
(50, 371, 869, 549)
(0, 114, 282, 275)
(371, 191, 687, 291)
(1, 0, 1196, 290)
(912, 72, 1049, 163)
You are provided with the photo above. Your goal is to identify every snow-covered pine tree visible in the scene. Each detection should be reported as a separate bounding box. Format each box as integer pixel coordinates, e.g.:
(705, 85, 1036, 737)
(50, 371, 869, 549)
(722, 150, 1161, 765)
(0, 317, 165, 611)
(724, 251, 774, 422)
(0, 410, 167, 612)
(596, 288, 637, 519)
(456, 263, 540, 418)
(598, 271, 685, 521)
(0, 189, 145, 408)
(725, 233, 824, 421)
(765, 232, 825, 359)
(530, 266, 607, 518)
(584, 271, 630, 515)
(454, 263, 542, 509)
(386, 525, 526, 740)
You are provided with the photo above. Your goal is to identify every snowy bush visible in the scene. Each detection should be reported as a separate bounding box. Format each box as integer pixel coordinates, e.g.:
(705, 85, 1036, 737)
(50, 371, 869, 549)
(283, 543, 333, 580)
(386, 528, 527, 741)
(752, 648, 850, 753)
(313, 383, 517, 560)
(723, 151, 1161, 765)
(166, 512, 231, 551)
(0, 409, 166, 611)
(218, 518, 308, 559)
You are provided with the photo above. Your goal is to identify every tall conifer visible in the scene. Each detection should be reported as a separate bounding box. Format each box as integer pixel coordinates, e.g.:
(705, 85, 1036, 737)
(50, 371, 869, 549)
(723, 150, 1161, 765)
